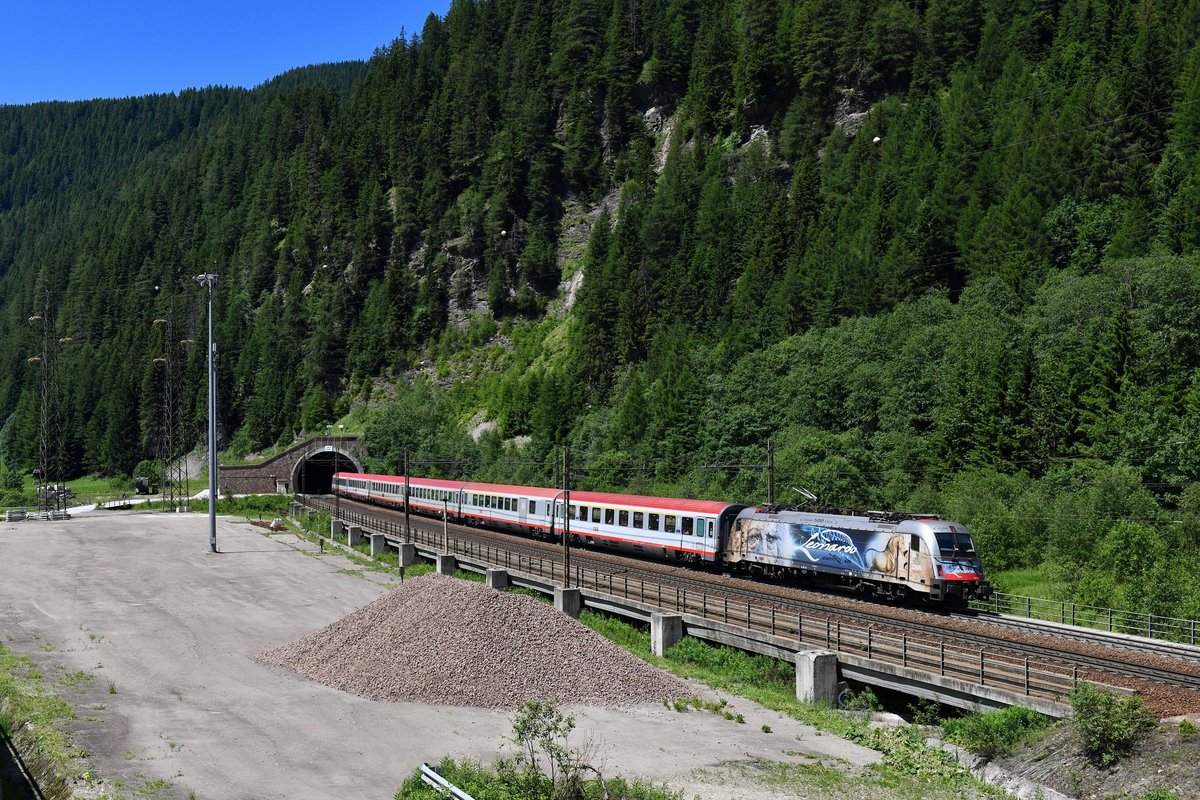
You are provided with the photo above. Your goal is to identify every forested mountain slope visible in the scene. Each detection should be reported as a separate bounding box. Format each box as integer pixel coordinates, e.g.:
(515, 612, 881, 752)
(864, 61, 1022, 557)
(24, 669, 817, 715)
(1, 0, 1199, 613)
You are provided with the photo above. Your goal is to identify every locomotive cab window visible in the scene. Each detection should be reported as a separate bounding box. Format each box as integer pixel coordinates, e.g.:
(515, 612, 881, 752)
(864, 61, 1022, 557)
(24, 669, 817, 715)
(911, 534, 920, 552)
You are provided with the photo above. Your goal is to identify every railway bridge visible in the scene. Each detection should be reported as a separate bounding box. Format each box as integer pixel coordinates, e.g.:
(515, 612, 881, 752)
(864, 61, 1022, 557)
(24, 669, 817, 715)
(218, 435, 364, 495)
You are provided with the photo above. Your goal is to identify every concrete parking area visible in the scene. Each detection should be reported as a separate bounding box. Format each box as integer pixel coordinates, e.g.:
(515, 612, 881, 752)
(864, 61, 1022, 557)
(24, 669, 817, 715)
(0, 511, 879, 800)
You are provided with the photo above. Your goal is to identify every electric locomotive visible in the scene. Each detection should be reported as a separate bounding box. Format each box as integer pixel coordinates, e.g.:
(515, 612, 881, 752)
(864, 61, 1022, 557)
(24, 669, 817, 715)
(728, 507, 990, 602)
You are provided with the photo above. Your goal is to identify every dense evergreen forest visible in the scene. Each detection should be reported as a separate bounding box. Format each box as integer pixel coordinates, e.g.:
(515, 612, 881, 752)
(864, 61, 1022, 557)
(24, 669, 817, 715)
(1, 0, 1199, 616)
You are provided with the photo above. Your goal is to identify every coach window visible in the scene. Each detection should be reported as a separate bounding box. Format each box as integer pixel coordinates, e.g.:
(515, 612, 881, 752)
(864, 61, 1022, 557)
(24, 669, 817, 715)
(618, 510, 629, 527)
(708, 518, 716, 538)
(648, 513, 659, 531)
(697, 518, 706, 539)
(528, 500, 536, 514)
(579, 505, 588, 521)
(604, 508, 615, 525)
(591, 507, 601, 523)
(665, 514, 676, 533)
(682, 517, 694, 536)
(633, 511, 644, 529)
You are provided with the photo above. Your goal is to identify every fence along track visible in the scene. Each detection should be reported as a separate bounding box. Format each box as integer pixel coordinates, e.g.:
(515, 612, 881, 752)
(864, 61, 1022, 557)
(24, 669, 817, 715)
(302, 499, 1193, 708)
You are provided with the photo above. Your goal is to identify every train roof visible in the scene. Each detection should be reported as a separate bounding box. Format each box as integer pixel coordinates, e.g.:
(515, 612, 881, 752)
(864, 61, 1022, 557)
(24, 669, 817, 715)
(336, 472, 466, 490)
(337, 472, 741, 514)
(565, 491, 740, 515)
(463, 481, 562, 499)
(461, 482, 739, 514)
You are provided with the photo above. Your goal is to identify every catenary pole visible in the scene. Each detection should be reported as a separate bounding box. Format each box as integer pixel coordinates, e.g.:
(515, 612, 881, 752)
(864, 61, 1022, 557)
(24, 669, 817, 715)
(563, 443, 571, 588)
(196, 273, 219, 553)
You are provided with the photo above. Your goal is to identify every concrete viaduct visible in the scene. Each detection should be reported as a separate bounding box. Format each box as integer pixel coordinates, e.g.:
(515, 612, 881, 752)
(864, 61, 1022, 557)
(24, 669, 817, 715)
(219, 436, 365, 495)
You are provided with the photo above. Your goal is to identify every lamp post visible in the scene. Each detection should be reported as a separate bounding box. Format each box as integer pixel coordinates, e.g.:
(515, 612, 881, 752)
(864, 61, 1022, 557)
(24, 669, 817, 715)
(195, 273, 218, 553)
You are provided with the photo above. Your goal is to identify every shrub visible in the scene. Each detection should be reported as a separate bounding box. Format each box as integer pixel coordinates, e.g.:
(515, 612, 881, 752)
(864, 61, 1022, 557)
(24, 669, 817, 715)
(838, 686, 883, 713)
(942, 706, 1053, 759)
(1069, 682, 1156, 765)
(908, 698, 943, 726)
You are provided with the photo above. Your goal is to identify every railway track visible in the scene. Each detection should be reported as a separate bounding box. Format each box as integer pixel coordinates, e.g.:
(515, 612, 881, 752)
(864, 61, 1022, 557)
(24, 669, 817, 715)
(300, 495, 1200, 713)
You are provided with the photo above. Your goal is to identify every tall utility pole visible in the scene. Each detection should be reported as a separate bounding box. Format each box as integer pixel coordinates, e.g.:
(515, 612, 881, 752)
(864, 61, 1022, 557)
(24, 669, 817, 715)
(766, 437, 775, 506)
(403, 450, 410, 539)
(28, 290, 64, 516)
(195, 273, 219, 553)
(562, 443, 571, 588)
(153, 301, 180, 512)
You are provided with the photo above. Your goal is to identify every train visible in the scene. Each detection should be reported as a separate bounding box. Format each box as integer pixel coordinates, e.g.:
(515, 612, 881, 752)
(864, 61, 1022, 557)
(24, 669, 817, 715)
(332, 471, 991, 604)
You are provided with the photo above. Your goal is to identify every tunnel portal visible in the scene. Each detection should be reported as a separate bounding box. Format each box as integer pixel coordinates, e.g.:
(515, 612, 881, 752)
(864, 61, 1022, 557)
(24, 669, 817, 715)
(293, 450, 359, 494)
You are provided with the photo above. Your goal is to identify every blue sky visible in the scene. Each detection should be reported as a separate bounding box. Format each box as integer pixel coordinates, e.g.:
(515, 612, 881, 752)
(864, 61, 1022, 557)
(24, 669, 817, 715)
(2, 1, 451, 105)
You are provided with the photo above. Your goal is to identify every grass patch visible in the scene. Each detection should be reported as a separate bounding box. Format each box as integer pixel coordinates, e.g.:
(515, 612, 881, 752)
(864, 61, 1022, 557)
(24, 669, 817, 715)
(943, 706, 1055, 759)
(213, 494, 291, 518)
(56, 670, 93, 691)
(576, 609, 1008, 798)
(982, 568, 1070, 602)
(0, 641, 84, 799)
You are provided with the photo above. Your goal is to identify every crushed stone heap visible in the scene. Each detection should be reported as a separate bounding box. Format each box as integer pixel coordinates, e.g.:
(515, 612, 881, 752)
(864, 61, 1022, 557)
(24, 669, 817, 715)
(258, 572, 693, 709)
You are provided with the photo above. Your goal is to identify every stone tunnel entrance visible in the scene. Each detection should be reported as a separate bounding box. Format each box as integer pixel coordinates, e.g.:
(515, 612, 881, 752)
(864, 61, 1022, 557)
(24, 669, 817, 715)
(293, 450, 359, 494)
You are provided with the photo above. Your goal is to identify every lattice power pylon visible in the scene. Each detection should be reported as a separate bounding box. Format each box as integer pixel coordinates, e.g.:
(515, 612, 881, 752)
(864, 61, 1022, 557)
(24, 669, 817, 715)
(28, 290, 65, 516)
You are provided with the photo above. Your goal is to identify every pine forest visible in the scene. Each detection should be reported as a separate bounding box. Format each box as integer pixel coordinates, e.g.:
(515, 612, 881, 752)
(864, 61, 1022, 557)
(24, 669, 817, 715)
(1, 0, 1200, 619)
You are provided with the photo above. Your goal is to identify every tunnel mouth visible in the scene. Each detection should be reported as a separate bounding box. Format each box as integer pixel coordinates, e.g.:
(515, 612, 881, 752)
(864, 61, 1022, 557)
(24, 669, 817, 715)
(294, 451, 357, 494)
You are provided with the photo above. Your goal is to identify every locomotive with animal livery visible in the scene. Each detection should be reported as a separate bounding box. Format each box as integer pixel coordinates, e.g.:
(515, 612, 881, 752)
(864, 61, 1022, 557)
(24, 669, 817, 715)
(332, 472, 989, 603)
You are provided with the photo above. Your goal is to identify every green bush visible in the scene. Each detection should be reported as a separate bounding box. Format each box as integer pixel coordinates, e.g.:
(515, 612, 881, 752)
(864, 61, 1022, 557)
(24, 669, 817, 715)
(839, 686, 883, 713)
(942, 706, 1053, 759)
(908, 698, 943, 726)
(1069, 682, 1156, 765)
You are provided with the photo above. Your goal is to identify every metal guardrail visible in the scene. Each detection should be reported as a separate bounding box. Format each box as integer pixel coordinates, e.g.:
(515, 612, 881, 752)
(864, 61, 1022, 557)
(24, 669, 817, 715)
(420, 762, 476, 799)
(974, 592, 1199, 646)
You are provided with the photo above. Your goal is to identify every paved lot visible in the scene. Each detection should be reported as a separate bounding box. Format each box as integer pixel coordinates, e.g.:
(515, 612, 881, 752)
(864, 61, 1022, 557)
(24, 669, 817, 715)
(0, 511, 880, 800)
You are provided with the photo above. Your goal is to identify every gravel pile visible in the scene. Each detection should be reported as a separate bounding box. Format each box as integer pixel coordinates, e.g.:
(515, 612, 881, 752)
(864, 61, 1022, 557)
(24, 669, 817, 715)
(258, 573, 692, 709)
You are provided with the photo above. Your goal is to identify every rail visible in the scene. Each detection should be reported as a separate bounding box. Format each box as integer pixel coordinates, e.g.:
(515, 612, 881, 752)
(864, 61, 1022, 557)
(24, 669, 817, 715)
(420, 762, 476, 800)
(974, 592, 1198, 646)
(295, 500, 1082, 708)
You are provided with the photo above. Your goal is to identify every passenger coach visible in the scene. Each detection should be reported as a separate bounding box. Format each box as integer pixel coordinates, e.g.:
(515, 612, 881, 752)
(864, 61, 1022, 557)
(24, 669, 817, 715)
(332, 472, 746, 563)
